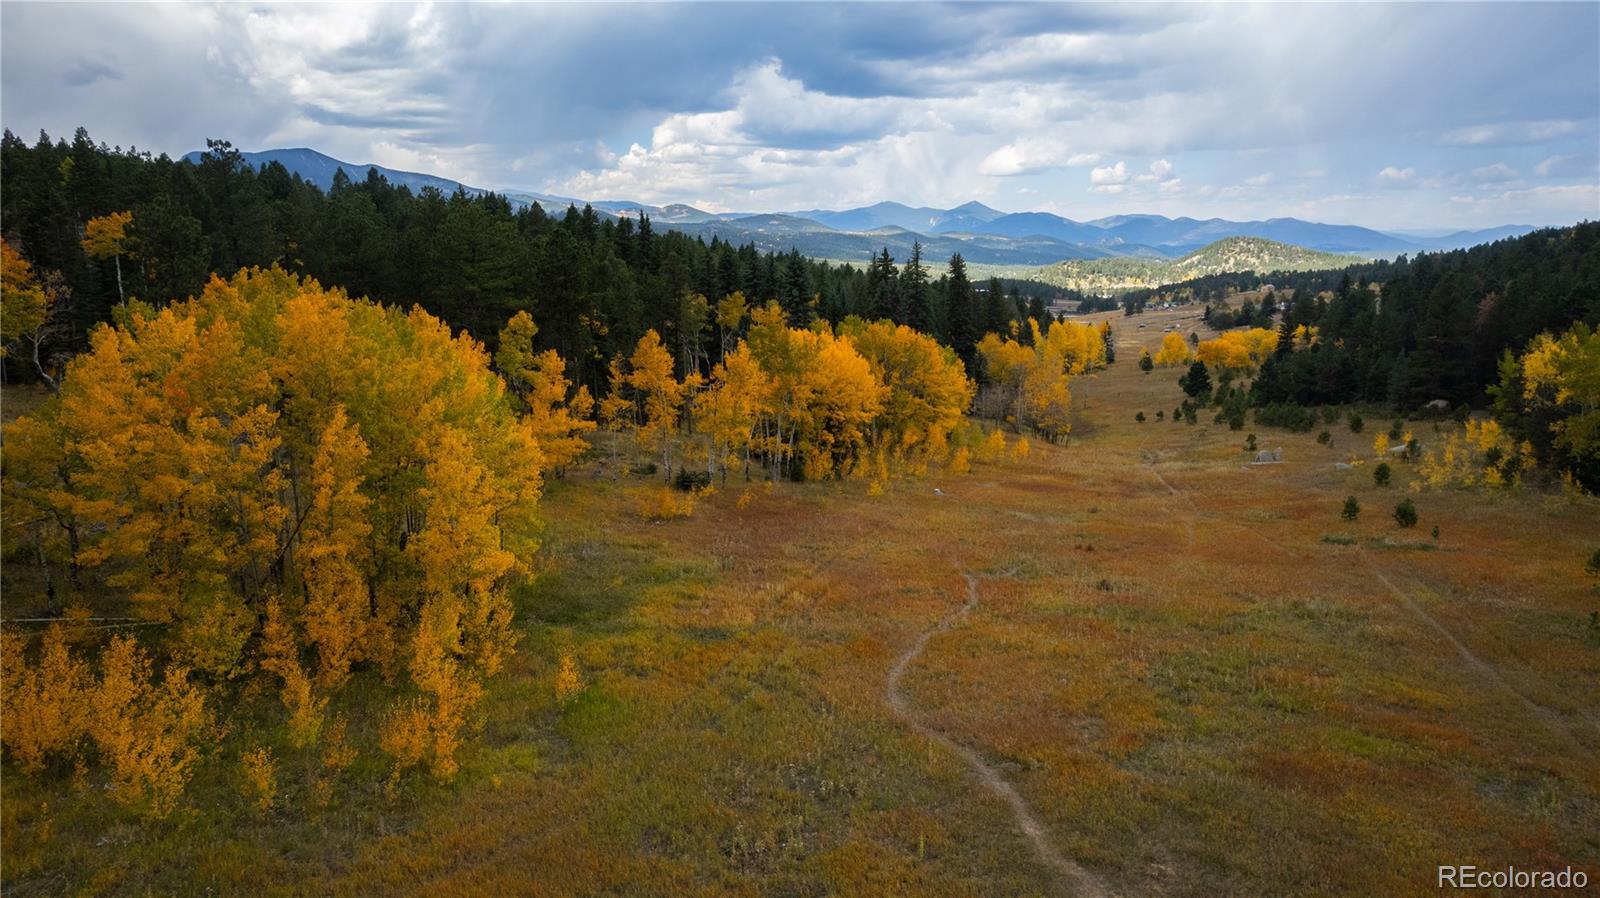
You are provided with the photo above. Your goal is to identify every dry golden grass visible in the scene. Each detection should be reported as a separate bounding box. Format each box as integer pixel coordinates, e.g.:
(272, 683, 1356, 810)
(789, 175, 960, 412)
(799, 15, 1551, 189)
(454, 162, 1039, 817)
(3, 309, 1597, 896)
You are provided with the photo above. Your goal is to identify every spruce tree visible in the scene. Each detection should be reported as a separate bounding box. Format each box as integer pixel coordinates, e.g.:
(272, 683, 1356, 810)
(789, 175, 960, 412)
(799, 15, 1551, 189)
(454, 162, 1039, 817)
(946, 253, 977, 367)
(899, 242, 930, 332)
(867, 247, 899, 322)
(982, 276, 1011, 337)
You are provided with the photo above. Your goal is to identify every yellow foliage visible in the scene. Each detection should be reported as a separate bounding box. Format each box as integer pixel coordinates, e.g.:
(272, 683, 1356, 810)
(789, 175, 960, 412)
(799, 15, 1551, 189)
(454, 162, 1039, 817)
(378, 698, 432, 786)
(88, 636, 211, 818)
(1008, 436, 1032, 462)
(555, 653, 585, 705)
(81, 211, 132, 260)
(1195, 328, 1279, 372)
(975, 429, 1008, 463)
(949, 446, 971, 475)
(1372, 433, 1390, 458)
(1, 267, 540, 804)
(495, 311, 596, 472)
(260, 599, 326, 749)
(0, 627, 91, 773)
(1, 237, 52, 355)
(1512, 324, 1600, 467)
(638, 486, 696, 521)
(1153, 332, 1192, 367)
(321, 714, 358, 773)
(702, 306, 885, 480)
(239, 747, 277, 812)
(1414, 419, 1534, 490)
(977, 318, 1101, 441)
(844, 319, 973, 465)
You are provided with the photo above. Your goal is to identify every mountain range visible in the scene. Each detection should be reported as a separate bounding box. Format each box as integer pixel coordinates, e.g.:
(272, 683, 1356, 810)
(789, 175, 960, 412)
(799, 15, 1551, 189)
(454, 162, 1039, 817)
(188, 146, 1540, 268)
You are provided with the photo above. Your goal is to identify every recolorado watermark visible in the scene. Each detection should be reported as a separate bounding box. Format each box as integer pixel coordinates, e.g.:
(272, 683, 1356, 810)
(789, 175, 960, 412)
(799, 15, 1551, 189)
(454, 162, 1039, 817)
(1439, 865, 1589, 890)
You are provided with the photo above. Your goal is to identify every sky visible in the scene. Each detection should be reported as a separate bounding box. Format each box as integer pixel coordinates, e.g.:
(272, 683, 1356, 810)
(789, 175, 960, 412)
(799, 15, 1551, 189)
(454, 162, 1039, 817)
(3, 2, 1597, 230)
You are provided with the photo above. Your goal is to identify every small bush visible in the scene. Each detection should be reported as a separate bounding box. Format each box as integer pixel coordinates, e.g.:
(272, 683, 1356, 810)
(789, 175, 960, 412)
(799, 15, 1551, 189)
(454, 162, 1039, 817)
(1139, 351, 1154, 372)
(1341, 496, 1360, 521)
(1156, 410, 1165, 421)
(1245, 433, 1257, 452)
(239, 747, 277, 812)
(1430, 525, 1440, 541)
(638, 486, 695, 521)
(1389, 420, 1403, 440)
(1317, 430, 1331, 445)
(1135, 411, 1146, 423)
(1321, 533, 1357, 545)
(1393, 498, 1418, 528)
(1373, 462, 1391, 486)
(1348, 412, 1364, 433)
(1254, 403, 1319, 432)
(673, 468, 711, 492)
(555, 653, 585, 705)
(1585, 547, 1600, 576)
(629, 462, 659, 477)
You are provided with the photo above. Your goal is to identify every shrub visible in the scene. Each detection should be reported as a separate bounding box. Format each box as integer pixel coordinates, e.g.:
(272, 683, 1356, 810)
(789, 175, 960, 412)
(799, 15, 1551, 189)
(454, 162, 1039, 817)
(638, 486, 696, 521)
(1139, 350, 1154, 372)
(1585, 548, 1600, 577)
(1254, 402, 1319, 432)
(1341, 496, 1361, 520)
(555, 653, 585, 705)
(239, 747, 277, 812)
(1245, 433, 1257, 452)
(1135, 411, 1146, 423)
(1348, 412, 1364, 433)
(1389, 419, 1403, 440)
(1156, 410, 1165, 421)
(1393, 498, 1418, 528)
(1317, 430, 1332, 445)
(673, 468, 712, 492)
(1373, 462, 1391, 486)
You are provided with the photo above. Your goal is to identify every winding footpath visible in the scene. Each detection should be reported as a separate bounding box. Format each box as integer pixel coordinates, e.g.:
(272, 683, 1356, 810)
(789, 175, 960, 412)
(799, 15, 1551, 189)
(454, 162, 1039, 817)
(886, 573, 1109, 898)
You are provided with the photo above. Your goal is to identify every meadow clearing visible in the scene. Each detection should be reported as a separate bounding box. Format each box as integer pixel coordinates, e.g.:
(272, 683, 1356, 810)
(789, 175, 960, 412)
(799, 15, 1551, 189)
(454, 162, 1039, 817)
(3, 305, 1597, 897)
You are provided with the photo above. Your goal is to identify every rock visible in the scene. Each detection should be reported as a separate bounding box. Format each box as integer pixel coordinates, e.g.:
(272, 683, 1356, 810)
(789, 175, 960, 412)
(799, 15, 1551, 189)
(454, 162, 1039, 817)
(1335, 462, 1353, 470)
(1425, 399, 1451, 412)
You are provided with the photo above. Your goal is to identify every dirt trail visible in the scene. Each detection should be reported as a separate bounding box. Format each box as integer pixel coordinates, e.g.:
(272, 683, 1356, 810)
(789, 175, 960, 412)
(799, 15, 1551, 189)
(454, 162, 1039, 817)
(1366, 563, 1597, 757)
(886, 573, 1110, 898)
(1141, 450, 1195, 548)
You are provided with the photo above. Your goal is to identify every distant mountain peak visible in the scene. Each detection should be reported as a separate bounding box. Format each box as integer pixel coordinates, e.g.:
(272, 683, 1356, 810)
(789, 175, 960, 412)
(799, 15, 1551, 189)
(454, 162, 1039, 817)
(181, 145, 1543, 267)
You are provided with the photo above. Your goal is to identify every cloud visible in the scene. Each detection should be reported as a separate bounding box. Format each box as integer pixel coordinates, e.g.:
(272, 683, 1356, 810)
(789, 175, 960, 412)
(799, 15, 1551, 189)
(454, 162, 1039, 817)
(1377, 165, 1416, 184)
(63, 59, 121, 87)
(1440, 119, 1585, 146)
(1089, 161, 1130, 186)
(2, 1, 1597, 226)
(1469, 162, 1518, 183)
(977, 141, 1099, 176)
(1533, 154, 1598, 178)
(1245, 173, 1273, 186)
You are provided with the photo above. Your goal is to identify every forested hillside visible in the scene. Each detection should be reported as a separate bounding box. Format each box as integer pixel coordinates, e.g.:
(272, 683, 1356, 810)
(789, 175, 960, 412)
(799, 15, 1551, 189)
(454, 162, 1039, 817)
(1248, 223, 1600, 410)
(1033, 236, 1362, 293)
(0, 130, 1051, 390)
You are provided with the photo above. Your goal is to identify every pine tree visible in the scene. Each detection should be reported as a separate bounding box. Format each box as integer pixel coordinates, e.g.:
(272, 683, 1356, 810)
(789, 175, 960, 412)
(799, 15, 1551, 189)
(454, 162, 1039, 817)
(867, 247, 899, 322)
(946, 253, 976, 368)
(899, 242, 930, 332)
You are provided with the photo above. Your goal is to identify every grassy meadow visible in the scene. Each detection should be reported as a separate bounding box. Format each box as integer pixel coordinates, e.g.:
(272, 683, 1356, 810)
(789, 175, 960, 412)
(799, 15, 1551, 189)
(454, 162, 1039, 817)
(4, 306, 1598, 897)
